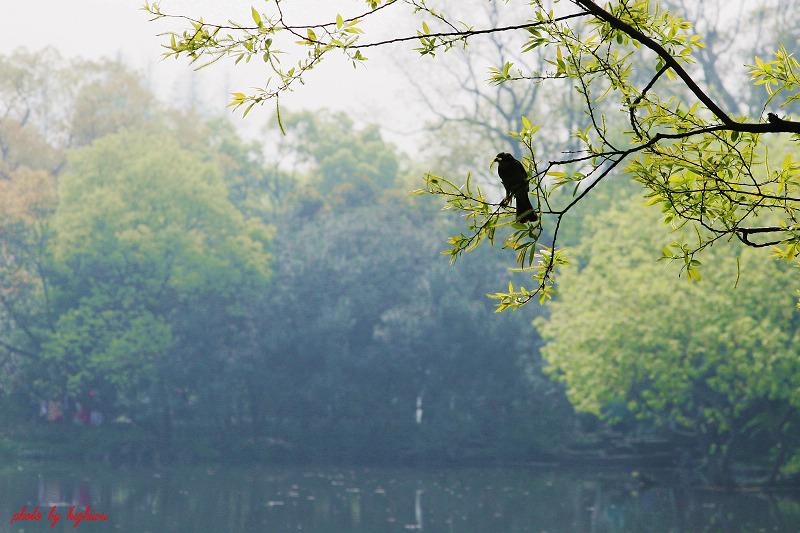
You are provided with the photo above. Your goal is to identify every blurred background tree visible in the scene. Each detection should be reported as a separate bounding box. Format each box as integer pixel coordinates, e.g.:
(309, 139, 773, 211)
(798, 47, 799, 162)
(0, 48, 576, 463)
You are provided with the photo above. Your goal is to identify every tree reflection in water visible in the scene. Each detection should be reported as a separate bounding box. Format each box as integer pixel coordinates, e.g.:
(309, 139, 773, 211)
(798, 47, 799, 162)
(1, 464, 799, 532)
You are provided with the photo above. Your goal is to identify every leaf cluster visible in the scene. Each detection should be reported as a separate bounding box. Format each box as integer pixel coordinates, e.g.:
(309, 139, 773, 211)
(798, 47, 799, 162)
(148, 0, 800, 309)
(536, 194, 800, 475)
(144, 0, 376, 119)
(421, 0, 800, 307)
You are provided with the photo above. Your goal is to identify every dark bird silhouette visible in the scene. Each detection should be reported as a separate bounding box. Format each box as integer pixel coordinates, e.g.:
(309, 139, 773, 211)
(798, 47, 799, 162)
(493, 152, 537, 223)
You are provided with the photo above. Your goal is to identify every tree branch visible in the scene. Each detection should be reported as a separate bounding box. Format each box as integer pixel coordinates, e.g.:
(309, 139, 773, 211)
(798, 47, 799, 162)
(350, 13, 587, 49)
(571, 0, 734, 125)
(736, 225, 793, 247)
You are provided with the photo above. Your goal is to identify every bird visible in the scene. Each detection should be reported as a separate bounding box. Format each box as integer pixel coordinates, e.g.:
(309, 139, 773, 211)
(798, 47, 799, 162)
(493, 152, 537, 223)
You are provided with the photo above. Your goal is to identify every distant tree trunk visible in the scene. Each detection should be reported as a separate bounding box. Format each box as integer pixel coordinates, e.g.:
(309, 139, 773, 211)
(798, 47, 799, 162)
(711, 434, 737, 489)
(764, 406, 793, 485)
(766, 442, 787, 486)
(157, 369, 172, 446)
(246, 379, 264, 439)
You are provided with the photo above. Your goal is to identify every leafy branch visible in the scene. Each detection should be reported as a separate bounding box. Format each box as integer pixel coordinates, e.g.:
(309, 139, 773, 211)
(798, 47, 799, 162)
(148, 0, 800, 308)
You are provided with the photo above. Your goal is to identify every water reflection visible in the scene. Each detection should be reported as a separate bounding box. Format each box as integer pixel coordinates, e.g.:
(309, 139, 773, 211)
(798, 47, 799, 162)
(1, 463, 800, 532)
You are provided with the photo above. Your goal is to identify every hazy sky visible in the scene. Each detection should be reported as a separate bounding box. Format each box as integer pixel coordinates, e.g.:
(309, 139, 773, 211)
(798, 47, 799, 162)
(1, 0, 425, 146)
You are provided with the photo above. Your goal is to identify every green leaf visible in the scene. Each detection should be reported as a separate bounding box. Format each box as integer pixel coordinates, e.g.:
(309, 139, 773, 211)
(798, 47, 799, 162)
(642, 195, 661, 206)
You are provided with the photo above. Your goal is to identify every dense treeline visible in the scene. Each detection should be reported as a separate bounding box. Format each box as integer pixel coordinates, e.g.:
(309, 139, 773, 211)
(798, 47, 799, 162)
(0, 48, 574, 464)
(538, 186, 800, 486)
(4, 43, 800, 486)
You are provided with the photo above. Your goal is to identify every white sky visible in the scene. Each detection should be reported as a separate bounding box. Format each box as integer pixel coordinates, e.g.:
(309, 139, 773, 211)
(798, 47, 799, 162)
(0, 0, 427, 149)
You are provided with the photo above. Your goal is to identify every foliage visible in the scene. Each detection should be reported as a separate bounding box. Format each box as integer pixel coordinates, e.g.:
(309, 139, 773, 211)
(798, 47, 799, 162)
(41, 130, 272, 429)
(536, 193, 800, 481)
(50, 131, 271, 294)
(0, 56, 63, 393)
(0, 48, 159, 150)
(276, 109, 401, 201)
(148, 0, 800, 308)
(64, 59, 159, 146)
(249, 201, 573, 460)
(202, 117, 295, 219)
(40, 306, 172, 405)
(0, 48, 575, 460)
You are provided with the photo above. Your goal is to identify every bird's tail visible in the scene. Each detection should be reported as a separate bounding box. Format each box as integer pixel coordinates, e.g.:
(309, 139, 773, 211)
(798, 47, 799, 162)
(516, 194, 538, 223)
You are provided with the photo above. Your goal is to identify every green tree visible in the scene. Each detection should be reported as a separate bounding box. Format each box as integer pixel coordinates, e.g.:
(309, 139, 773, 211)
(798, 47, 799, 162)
(0, 165, 57, 423)
(0, 62, 62, 415)
(0, 47, 159, 150)
(44, 130, 272, 436)
(0, 48, 298, 452)
(277, 109, 401, 203)
(536, 193, 800, 485)
(147, 0, 800, 307)
(250, 200, 573, 460)
(204, 117, 296, 219)
(64, 59, 159, 147)
(0, 52, 183, 380)
(220, 109, 575, 458)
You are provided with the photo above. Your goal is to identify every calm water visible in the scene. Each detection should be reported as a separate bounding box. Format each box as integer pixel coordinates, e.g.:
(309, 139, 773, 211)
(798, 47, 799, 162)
(1, 461, 799, 533)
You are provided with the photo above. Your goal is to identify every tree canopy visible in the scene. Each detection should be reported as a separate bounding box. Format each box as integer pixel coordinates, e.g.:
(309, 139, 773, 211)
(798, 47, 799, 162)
(536, 193, 800, 483)
(146, 0, 800, 308)
(0, 49, 575, 463)
(39, 130, 273, 433)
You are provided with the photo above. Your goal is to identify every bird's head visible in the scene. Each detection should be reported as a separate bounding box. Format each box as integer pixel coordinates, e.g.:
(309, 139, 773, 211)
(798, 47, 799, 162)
(491, 152, 513, 169)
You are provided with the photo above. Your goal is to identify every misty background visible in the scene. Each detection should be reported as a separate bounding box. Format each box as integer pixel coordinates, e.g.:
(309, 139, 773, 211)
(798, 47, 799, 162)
(3, 0, 800, 531)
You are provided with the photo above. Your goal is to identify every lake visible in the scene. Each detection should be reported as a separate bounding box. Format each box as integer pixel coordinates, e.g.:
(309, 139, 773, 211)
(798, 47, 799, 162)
(1, 461, 799, 532)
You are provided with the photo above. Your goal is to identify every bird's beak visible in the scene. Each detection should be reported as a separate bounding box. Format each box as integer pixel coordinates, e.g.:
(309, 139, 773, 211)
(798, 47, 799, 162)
(490, 156, 500, 169)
